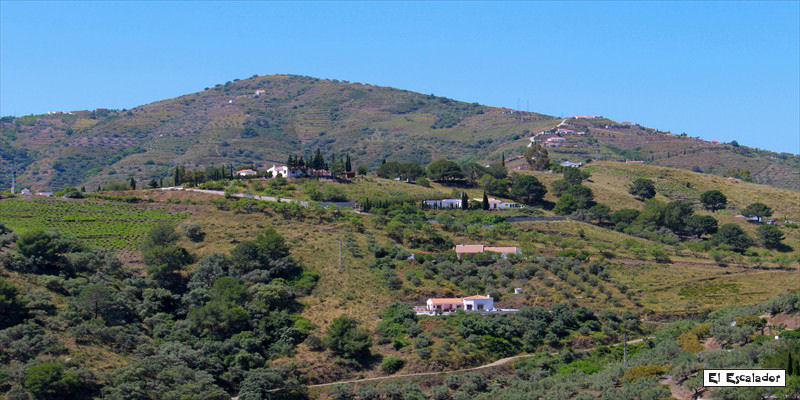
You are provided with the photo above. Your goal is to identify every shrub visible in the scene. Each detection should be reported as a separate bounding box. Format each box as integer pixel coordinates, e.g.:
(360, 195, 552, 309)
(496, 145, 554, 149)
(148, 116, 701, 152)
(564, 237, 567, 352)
(621, 364, 668, 382)
(381, 357, 405, 374)
(323, 316, 372, 361)
(183, 224, 206, 242)
(24, 362, 82, 400)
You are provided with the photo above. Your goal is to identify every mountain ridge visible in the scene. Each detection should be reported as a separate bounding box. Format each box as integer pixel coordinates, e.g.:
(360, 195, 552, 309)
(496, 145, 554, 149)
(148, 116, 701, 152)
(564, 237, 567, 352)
(1, 74, 798, 191)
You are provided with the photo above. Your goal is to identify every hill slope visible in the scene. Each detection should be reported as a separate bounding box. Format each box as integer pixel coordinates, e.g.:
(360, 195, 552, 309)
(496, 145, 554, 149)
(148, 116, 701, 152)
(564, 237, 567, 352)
(1, 74, 798, 191)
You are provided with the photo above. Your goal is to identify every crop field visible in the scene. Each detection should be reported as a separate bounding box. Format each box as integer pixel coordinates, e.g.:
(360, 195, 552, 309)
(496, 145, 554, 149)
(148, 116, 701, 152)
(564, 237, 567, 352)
(0, 197, 186, 254)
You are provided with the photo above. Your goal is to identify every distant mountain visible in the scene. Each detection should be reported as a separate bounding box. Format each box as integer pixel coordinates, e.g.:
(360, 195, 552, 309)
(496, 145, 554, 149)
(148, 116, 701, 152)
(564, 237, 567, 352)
(1, 74, 798, 191)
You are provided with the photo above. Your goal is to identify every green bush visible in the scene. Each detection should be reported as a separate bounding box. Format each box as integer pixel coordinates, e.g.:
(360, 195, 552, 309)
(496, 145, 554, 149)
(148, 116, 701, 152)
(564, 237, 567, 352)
(381, 357, 405, 374)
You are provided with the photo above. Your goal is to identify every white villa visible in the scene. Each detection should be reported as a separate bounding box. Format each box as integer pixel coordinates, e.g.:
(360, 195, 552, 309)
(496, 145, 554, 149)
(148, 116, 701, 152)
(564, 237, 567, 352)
(421, 295, 494, 313)
(471, 197, 524, 210)
(266, 164, 302, 178)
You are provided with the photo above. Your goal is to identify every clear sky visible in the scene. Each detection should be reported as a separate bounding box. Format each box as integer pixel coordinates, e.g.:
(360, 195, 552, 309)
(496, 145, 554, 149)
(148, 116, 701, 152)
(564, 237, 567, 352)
(1, 1, 798, 154)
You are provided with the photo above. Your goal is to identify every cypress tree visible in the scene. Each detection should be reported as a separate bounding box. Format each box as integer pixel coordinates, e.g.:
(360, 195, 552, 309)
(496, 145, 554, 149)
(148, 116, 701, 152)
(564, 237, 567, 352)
(461, 191, 469, 209)
(130, 177, 136, 190)
(345, 154, 352, 172)
(502, 152, 505, 167)
(159, 177, 163, 188)
(174, 167, 180, 185)
(788, 353, 794, 376)
(482, 191, 489, 210)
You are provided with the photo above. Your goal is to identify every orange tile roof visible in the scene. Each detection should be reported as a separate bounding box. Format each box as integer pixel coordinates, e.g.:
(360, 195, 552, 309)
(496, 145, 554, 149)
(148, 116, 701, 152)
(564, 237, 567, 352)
(428, 298, 463, 304)
(463, 295, 491, 300)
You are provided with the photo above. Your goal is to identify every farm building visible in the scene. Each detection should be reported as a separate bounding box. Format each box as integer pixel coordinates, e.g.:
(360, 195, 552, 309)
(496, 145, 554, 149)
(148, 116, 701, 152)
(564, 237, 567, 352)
(237, 169, 258, 177)
(423, 199, 463, 208)
(455, 244, 520, 259)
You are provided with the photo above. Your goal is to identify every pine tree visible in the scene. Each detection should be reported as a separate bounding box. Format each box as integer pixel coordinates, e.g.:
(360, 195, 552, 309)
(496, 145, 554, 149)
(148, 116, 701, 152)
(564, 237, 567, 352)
(345, 154, 352, 172)
(313, 149, 324, 169)
(482, 191, 489, 210)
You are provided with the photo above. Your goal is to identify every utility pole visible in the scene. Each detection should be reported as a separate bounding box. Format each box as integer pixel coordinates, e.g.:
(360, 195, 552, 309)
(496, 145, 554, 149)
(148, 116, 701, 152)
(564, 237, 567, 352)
(10, 163, 16, 194)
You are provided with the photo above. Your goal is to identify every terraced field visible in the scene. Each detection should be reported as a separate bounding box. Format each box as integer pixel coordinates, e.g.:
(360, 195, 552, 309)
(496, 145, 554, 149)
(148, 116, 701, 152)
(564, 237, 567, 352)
(0, 197, 186, 256)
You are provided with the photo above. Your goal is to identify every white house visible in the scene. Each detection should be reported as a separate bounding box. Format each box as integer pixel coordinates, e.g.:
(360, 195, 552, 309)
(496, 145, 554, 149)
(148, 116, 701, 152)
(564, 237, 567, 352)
(471, 197, 523, 210)
(266, 164, 302, 178)
(423, 295, 495, 313)
(423, 199, 463, 209)
(237, 169, 258, 177)
(560, 161, 583, 168)
(20, 188, 32, 195)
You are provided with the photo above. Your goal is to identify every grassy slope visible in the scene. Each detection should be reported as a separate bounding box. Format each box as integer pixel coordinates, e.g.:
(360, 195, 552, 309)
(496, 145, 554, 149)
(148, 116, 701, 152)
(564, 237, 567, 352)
(2, 161, 799, 381)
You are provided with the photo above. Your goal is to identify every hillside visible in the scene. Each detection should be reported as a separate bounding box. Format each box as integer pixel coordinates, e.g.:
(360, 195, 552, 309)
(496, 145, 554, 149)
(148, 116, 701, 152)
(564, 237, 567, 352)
(2, 159, 800, 398)
(1, 74, 798, 192)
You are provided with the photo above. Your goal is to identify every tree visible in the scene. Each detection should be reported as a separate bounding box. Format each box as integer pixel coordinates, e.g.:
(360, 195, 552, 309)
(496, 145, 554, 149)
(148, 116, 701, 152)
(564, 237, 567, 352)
(563, 168, 590, 185)
(629, 178, 656, 201)
(501, 152, 505, 167)
(757, 225, 785, 249)
(687, 215, 718, 238)
(742, 202, 773, 223)
(143, 222, 180, 249)
(345, 154, 352, 172)
(700, 190, 727, 212)
(148, 179, 158, 189)
(0, 278, 27, 329)
(231, 228, 298, 281)
(24, 362, 81, 400)
(238, 368, 304, 400)
(662, 200, 694, 234)
(485, 163, 507, 179)
(482, 192, 489, 210)
(75, 284, 116, 320)
(129, 177, 136, 190)
(554, 194, 581, 215)
(324, 316, 372, 360)
(587, 204, 611, 224)
(426, 159, 464, 183)
(15, 230, 84, 274)
(357, 165, 368, 176)
(143, 245, 192, 290)
(714, 223, 754, 252)
(524, 144, 549, 171)
(479, 174, 509, 196)
(611, 209, 640, 230)
(510, 174, 547, 205)
(461, 192, 469, 209)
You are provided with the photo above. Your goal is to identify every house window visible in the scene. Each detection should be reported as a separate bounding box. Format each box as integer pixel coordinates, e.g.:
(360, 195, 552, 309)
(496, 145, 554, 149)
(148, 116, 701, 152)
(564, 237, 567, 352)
(477, 304, 484, 310)
(466, 304, 473, 311)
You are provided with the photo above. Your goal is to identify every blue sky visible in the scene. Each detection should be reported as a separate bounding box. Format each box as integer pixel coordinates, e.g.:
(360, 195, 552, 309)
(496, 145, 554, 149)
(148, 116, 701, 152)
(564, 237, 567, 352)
(1, 1, 798, 154)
